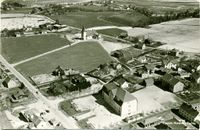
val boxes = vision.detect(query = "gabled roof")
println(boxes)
[162,74,180,86]
[191,72,200,80]
[180,103,199,118]
[104,82,118,92]
[115,87,136,104]
[113,76,126,86]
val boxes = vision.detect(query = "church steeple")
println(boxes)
[81,26,86,40]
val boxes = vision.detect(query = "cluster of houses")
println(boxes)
[87,37,200,129]
[87,61,129,83]
[1,13,67,37]
[31,66,91,96]
[0,62,33,110]
[14,108,62,129]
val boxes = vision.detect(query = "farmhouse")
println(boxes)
[162,57,178,70]
[161,74,184,93]
[179,103,199,122]
[179,92,200,111]
[191,72,200,84]
[2,76,21,88]
[102,82,138,118]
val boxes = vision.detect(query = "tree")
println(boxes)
[55,19,60,24]
[48,83,66,96]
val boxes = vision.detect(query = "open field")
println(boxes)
[50,11,148,28]
[1,34,70,63]
[97,28,127,37]
[115,0,199,13]
[1,13,55,31]
[15,41,112,77]
[7,0,102,6]
[126,18,200,53]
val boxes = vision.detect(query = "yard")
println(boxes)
[97,28,127,37]
[15,41,113,78]
[0,112,13,129]
[1,34,70,63]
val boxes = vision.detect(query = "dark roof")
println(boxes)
[123,74,143,84]
[104,82,118,91]
[103,81,137,106]
[191,72,200,80]
[113,76,126,86]
[114,87,136,104]
[162,74,180,86]
[155,123,170,129]
[179,92,200,105]
[180,103,199,117]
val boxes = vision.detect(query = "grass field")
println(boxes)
[1,34,70,63]
[97,28,127,37]
[103,12,150,27]
[15,41,112,77]
[50,11,149,28]
[49,12,121,28]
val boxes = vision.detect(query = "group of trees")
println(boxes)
[30,5,80,15]
[1,28,24,37]
[1,1,25,11]
[48,74,91,96]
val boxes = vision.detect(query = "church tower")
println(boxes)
[81,26,86,40]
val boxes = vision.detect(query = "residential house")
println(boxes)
[179,92,200,111]
[179,103,199,122]
[10,89,28,103]
[19,111,48,128]
[134,43,146,50]
[162,58,178,70]
[111,47,143,63]
[140,115,163,128]
[167,49,180,57]
[191,72,200,84]
[180,59,200,73]
[137,56,147,63]
[2,76,21,88]
[102,82,138,118]
[144,64,156,74]
[113,76,129,89]
[161,74,184,93]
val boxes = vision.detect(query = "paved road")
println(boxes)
[0,55,80,129]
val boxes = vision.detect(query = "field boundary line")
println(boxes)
[12,41,81,67]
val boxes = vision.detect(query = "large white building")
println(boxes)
[102,82,138,118]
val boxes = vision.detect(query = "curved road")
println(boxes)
[0,55,80,129]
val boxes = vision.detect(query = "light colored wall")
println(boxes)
[121,99,137,118]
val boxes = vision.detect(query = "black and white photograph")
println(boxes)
[0,0,200,129]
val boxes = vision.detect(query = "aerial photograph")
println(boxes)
[0,0,199,129]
